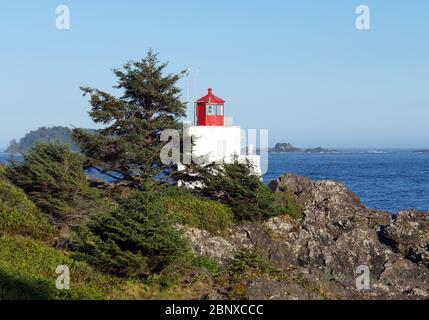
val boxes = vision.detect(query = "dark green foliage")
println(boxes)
[5,143,106,227]
[274,191,303,219]
[225,250,279,299]
[5,126,78,154]
[191,255,221,275]
[160,188,233,234]
[72,185,189,277]
[229,250,275,275]
[177,160,282,222]
[0,171,55,240]
[73,50,187,188]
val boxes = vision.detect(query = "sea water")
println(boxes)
[1,150,428,213]
[264,150,429,213]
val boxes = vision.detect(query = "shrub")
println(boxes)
[0,173,54,240]
[5,143,109,227]
[229,250,273,274]
[160,188,233,234]
[226,250,276,300]
[72,186,190,278]
[0,234,119,300]
[273,191,303,219]
[179,160,282,222]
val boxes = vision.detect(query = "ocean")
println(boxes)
[1,150,428,213]
[264,150,429,213]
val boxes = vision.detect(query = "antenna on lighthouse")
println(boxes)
[184,67,200,124]
[184,68,191,123]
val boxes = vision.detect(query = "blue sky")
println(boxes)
[0,0,428,148]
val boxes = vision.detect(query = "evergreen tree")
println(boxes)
[73,50,187,187]
[5,143,106,227]
[72,184,189,277]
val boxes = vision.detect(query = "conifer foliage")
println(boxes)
[177,160,281,222]
[5,143,103,227]
[73,50,187,188]
[72,183,189,277]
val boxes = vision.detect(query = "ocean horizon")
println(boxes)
[2,148,428,214]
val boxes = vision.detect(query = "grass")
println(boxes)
[0,233,220,300]
[0,234,122,300]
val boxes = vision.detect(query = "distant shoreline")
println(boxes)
[256,143,429,154]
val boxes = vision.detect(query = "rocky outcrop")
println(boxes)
[183,173,429,300]
[270,143,334,153]
[379,210,429,268]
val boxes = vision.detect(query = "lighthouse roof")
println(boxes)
[196,88,225,104]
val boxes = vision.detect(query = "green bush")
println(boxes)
[0,234,119,300]
[72,186,190,278]
[5,143,110,227]
[274,191,303,219]
[0,174,54,240]
[160,189,233,234]
[229,250,273,274]
[179,160,282,223]
[226,250,277,299]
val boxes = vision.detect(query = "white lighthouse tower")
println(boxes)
[185,88,261,175]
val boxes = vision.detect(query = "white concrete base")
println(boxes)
[187,125,242,160]
[180,125,262,177]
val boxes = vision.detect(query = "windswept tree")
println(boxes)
[5,143,106,227]
[73,50,187,188]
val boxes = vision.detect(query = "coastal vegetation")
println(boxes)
[1,51,428,300]
[0,166,55,240]
[160,189,234,234]
[5,143,109,228]
[176,160,286,222]
[0,51,300,300]
[72,49,188,188]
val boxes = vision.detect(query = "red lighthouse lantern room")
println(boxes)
[195,88,225,126]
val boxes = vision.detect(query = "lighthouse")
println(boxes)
[185,88,261,176]
[195,88,225,126]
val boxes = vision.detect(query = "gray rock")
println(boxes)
[182,173,429,299]
[379,210,429,268]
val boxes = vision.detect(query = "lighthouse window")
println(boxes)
[206,104,223,116]
[206,104,216,115]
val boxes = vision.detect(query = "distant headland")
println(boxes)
[4,126,85,154]
[5,129,337,155]
[268,142,335,153]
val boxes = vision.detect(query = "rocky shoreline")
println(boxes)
[183,173,429,300]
